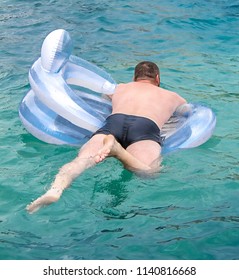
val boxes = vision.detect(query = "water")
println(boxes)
[0,0,239,260]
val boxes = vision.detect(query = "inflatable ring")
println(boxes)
[19,29,216,154]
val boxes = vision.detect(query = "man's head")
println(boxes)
[134,61,160,86]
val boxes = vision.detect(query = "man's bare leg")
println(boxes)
[26,135,106,214]
[126,140,162,173]
[95,135,152,172]
[26,155,97,213]
[26,135,159,213]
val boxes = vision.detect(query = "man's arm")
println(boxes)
[174,103,193,117]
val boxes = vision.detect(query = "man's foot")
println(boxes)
[94,135,121,163]
[26,188,62,214]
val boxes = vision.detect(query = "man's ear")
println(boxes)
[156,74,160,86]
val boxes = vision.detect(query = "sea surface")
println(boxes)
[0,0,239,260]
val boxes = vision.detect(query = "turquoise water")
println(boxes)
[0,0,239,260]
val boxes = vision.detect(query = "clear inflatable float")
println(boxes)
[19,29,216,154]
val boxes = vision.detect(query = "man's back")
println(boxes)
[112,81,186,128]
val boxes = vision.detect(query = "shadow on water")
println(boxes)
[89,167,193,220]
[90,168,134,213]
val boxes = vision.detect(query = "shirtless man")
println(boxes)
[26,61,186,213]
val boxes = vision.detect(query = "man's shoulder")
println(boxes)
[115,82,134,91]
[159,87,183,98]
[116,82,127,89]
[159,87,176,94]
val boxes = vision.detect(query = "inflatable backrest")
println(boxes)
[41,29,73,73]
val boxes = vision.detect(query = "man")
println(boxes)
[26,61,186,213]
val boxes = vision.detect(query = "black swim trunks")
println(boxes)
[93,113,163,149]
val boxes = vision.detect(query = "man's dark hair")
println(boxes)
[134,61,160,81]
